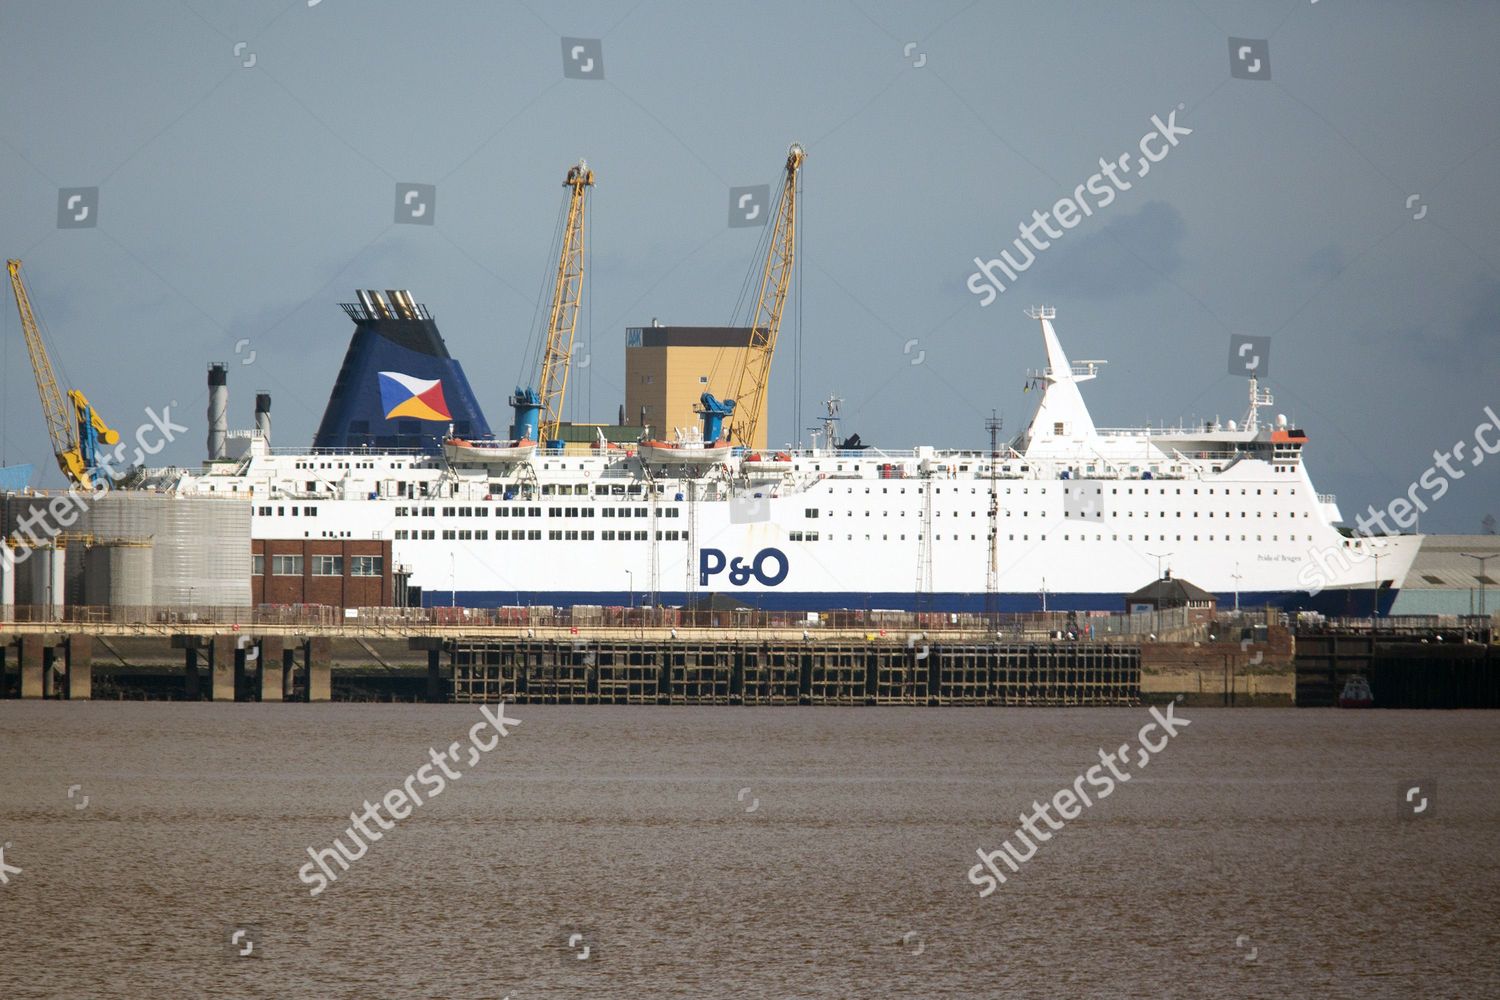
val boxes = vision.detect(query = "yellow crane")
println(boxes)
[719,142,805,449]
[512,160,594,446]
[7,259,120,490]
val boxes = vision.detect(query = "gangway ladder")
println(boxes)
[985,411,1003,621]
[915,476,935,607]
[685,478,698,605]
[648,475,661,606]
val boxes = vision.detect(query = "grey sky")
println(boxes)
[1,0,1496,532]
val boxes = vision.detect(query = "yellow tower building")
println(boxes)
[623,325,768,450]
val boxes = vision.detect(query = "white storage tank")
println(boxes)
[84,540,155,610]
[27,543,66,620]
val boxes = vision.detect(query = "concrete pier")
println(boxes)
[65,635,92,700]
[20,634,45,699]
[305,637,331,702]
[210,635,236,701]
[258,636,283,702]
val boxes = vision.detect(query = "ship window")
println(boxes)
[549,530,562,540]
[442,530,456,540]
[634,530,647,540]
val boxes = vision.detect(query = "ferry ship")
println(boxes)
[147,293,1420,614]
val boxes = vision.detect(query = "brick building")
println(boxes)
[251,538,393,608]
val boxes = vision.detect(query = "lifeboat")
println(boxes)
[637,428,732,464]
[742,450,794,473]
[443,437,536,466]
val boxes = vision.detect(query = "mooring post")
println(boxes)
[65,635,92,700]
[258,636,283,702]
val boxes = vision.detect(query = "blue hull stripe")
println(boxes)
[423,589,1398,616]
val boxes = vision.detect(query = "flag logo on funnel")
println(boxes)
[378,371,452,422]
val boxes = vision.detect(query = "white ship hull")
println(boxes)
[158,311,1421,615]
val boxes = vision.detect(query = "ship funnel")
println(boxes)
[207,363,228,460]
[369,290,394,319]
[356,289,376,316]
[255,391,271,445]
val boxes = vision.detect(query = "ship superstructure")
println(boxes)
[143,299,1420,615]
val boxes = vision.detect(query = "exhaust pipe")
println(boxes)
[255,391,271,446]
[207,363,228,460]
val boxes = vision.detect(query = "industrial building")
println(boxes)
[0,491,251,614]
[1389,534,1500,616]
[624,324,768,450]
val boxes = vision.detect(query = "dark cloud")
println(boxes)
[1033,201,1186,299]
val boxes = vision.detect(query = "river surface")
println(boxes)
[1,704,1497,998]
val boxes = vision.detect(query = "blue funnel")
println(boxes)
[314,295,492,451]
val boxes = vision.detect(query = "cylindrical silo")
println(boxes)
[27,544,66,620]
[0,543,15,616]
[84,540,155,611]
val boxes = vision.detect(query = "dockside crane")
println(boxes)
[7,259,120,491]
[703,142,805,450]
[510,160,594,447]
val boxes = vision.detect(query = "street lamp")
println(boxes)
[626,570,634,610]
[1231,563,1242,615]
[1461,553,1492,618]
[1146,551,1173,580]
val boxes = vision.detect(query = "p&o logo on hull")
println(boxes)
[699,547,789,587]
